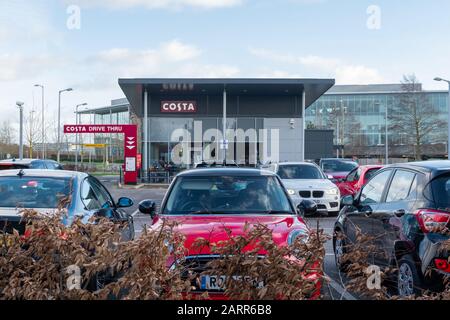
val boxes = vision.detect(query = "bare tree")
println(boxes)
[0,121,15,145]
[390,74,445,160]
[24,110,42,158]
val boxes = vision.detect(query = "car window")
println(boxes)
[277,165,324,180]
[89,178,114,208]
[386,170,417,203]
[80,179,102,210]
[360,170,392,205]
[163,176,293,215]
[30,161,46,169]
[321,160,358,173]
[346,168,358,182]
[365,168,380,182]
[46,161,61,170]
[0,177,72,208]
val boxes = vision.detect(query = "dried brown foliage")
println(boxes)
[337,229,450,300]
[191,223,329,300]
[0,210,188,300]
[0,211,330,300]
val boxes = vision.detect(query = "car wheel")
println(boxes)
[334,232,348,272]
[397,255,423,297]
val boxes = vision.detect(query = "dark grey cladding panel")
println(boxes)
[305,130,334,160]
[238,95,298,116]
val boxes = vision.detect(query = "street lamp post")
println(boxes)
[16,102,24,160]
[34,84,45,159]
[75,103,87,170]
[57,88,73,163]
[434,77,450,160]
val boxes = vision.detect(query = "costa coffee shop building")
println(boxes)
[118,78,335,171]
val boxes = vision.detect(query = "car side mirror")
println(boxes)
[139,200,157,217]
[297,199,318,216]
[327,174,334,180]
[341,195,354,207]
[117,197,134,208]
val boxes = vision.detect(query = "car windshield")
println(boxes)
[163,175,293,215]
[0,177,72,209]
[430,174,450,210]
[278,165,324,180]
[322,160,358,173]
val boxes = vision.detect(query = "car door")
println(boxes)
[89,177,134,240]
[339,168,359,196]
[371,169,418,266]
[343,169,394,261]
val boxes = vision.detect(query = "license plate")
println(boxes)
[200,275,264,291]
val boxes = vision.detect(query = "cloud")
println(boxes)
[68,0,243,10]
[0,54,66,82]
[249,47,385,84]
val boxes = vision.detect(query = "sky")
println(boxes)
[1,0,450,138]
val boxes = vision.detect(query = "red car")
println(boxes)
[138,168,322,300]
[335,165,383,197]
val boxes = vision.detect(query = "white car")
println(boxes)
[264,162,341,216]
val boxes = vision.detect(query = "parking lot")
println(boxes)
[101,175,355,300]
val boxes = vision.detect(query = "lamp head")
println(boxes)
[434,77,443,82]
[16,101,24,107]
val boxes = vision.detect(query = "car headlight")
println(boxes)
[287,229,309,246]
[287,189,296,196]
[326,188,339,195]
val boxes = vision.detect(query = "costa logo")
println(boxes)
[161,101,197,113]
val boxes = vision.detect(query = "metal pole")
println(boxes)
[57,91,61,163]
[19,106,23,160]
[385,102,389,164]
[143,90,148,174]
[301,90,306,161]
[75,106,79,169]
[222,88,227,164]
[448,82,450,160]
[39,86,45,159]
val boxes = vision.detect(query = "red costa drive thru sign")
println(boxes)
[64,125,138,185]
[161,101,197,113]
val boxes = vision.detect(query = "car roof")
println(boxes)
[0,158,57,164]
[0,158,36,165]
[0,169,86,179]
[360,165,384,169]
[178,168,276,177]
[320,158,355,162]
[277,162,318,166]
[387,161,450,175]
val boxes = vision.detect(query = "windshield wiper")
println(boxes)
[189,210,222,215]
[258,210,294,215]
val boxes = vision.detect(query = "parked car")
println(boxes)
[0,169,135,241]
[333,161,450,297]
[264,162,340,216]
[0,158,63,170]
[138,168,321,299]
[319,158,359,182]
[335,165,383,198]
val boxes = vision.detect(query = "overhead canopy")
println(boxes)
[118,78,335,117]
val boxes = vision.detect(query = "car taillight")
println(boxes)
[415,209,450,233]
[434,258,450,273]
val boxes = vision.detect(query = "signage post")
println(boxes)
[64,124,138,185]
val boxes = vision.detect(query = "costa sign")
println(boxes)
[161,101,197,113]
[63,124,138,185]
